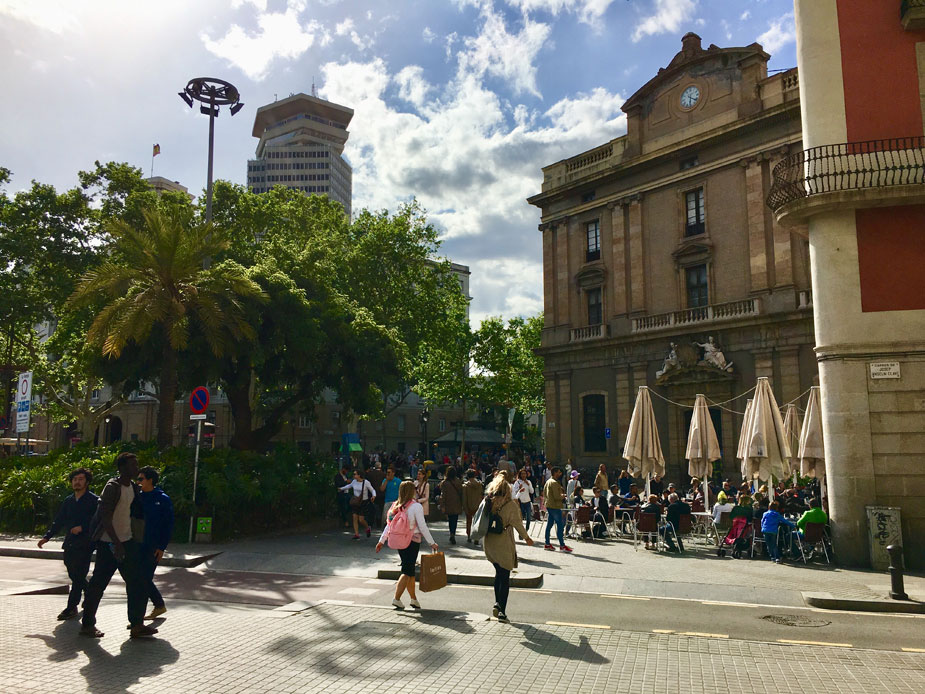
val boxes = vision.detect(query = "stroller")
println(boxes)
[716,516,752,558]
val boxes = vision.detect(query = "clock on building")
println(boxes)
[680,85,700,109]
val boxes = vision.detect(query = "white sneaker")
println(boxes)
[391,598,405,610]
[409,599,421,610]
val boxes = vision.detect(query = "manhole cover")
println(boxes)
[346,621,401,636]
[761,614,831,628]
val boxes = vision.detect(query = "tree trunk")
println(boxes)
[156,337,178,449]
[459,398,467,460]
[226,376,255,450]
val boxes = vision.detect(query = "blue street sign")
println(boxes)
[605,428,611,439]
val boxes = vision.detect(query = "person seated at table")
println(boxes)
[686,477,704,503]
[754,487,770,514]
[571,483,584,508]
[729,493,754,522]
[711,494,735,524]
[720,479,736,499]
[662,493,690,553]
[761,500,796,563]
[649,474,664,497]
[622,484,641,508]
[659,489,671,507]
[640,494,662,550]
[588,487,609,537]
[796,498,828,538]
[781,488,806,516]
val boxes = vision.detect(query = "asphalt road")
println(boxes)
[3,555,923,654]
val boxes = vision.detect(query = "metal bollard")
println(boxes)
[886,545,909,600]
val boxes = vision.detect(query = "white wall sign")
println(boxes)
[869,361,901,379]
[16,371,32,433]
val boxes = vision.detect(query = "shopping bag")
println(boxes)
[419,551,447,592]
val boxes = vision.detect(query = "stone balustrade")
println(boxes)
[631,298,761,333]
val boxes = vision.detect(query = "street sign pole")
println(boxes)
[188,417,203,543]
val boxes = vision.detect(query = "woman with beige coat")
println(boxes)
[482,475,534,622]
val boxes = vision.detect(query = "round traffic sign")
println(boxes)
[189,386,210,414]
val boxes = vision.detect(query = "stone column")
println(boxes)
[615,366,632,444]
[545,377,559,461]
[743,158,769,292]
[541,224,556,328]
[754,350,774,380]
[609,202,628,316]
[555,223,570,327]
[558,373,572,462]
[627,197,645,312]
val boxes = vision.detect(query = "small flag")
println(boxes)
[153,143,161,157]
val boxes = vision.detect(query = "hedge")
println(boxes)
[0,442,339,542]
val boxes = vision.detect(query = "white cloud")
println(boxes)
[457,5,551,97]
[632,0,697,42]
[0,0,80,33]
[335,16,373,51]
[201,1,322,80]
[319,45,626,318]
[740,10,750,21]
[231,0,268,11]
[757,12,795,54]
[422,26,436,43]
[505,0,617,27]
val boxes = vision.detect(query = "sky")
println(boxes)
[0,0,798,326]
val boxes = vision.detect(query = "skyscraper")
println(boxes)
[247,92,353,217]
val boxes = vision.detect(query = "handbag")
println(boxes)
[349,482,368,511]
[419,551,447,592]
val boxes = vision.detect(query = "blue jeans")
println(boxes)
[520,502,532,530]
[546,508,565,546]
[764,531,780,560]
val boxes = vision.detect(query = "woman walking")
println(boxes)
[482,475,534,622]
[594,464,609,494]
[439,467,464,544]
[414,469,430,515]
[376,481,439,609]
[512,469,534,530]
[463,470,484,544]
[339,469,376,540]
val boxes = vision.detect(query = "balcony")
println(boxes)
[902,0,925,30]
[570,324,609,342]
[631,298,761,334]
[767,136,925,225]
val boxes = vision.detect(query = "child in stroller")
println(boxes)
[717,516,752,558]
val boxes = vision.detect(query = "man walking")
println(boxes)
[80,452,156,639]
[379,466,400,527]
[38,467,99,620]
[542,467,572,552]
[138,466,174,620]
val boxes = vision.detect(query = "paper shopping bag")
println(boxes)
[419,551,447,592]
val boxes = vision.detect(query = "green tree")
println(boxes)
[69,207,265,448]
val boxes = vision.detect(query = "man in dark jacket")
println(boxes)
[38,467,99,620]
[79,452,156,639]
[138,466,174,620]
[662,493,691,553]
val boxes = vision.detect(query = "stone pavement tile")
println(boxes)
[2,596,924,694]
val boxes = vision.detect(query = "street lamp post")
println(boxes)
[178,77,244,261]
[420,408,429,460]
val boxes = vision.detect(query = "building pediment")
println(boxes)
[671,238,713,264]
[575,265,606,289]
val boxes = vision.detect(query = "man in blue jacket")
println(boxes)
[137,466,174,620]
[38,467,99,620]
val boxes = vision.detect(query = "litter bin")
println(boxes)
[866,506,902,570]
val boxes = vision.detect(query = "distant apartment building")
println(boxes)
[246,92,353,218]
[145,176,190,197]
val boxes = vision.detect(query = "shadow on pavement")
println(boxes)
[26,621,179,691]
[512,623,609,664]
[398,609,477,635]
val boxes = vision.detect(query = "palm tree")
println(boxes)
[69,208,264,448]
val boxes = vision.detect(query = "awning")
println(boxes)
[347,442,363,452]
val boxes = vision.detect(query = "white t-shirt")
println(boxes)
[101,482,134,543]
[712,501,735,524]
[512,479,534,503]
[340,479,376,499]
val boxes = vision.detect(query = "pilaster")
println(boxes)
[628,197,645,312]
[609,202,628,316]
[555,223,570,326]
[744,158,769,291]
[558,374,572,461]
[541,225,556,327]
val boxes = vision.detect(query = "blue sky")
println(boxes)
[0,0,797,324]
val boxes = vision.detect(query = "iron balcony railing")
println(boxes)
[767,136,925,213]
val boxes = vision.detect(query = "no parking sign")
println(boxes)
[189,386,210,414]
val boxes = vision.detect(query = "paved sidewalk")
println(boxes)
[2,595,924,694]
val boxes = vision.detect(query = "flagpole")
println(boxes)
[150,154,154,178]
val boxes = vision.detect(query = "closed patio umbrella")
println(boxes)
[798,386,825,480]
[686,393,721,511]
[742,377,791,500]
[737,398,756,483]
[781,403,802,483]
[623,386,665,497]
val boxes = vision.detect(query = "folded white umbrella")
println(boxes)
[623,386,666,496]
[799,386,825,479]
[686,393,721,510]
[737,398,756,482]
[781,403,802,480]
[742,377,791,499]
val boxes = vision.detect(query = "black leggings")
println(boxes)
[448,514,459,537]
[493,563,511,612]
[397,541,421,577]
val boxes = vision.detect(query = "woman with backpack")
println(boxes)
[376,480,438,610]
[482,475,534,623]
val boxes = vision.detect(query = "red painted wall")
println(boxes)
[856,205,925,312]
[837,0,925,141]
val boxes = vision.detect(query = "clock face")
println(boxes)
[680,85,700,109]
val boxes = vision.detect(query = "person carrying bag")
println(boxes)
[376,480,438,610]
[481,475,534,623]
[340,470,376,540]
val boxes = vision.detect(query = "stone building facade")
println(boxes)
[773,1,925,567]
[528,34,817,483]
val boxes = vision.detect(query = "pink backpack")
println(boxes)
[387,501,414,550]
